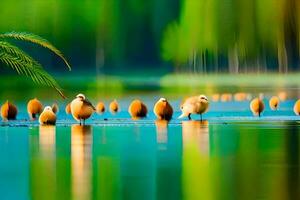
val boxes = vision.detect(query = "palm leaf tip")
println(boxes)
[0,42,66,98]
[0,32,71,71]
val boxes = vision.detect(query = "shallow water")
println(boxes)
[0,99,299,200]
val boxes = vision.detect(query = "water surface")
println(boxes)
[0,99,299,200]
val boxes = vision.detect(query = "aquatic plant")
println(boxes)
[0,32,71,98]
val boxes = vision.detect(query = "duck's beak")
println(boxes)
[178,112,187,119]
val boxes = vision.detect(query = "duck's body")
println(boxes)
[294,99,300,115]
[96,101,106,114]
[109,100,119,114]
[250,98,265,117]
[128,99,147,119]
[71,94,96,124]
[153,98,173,120]
[27,98,43,120]
[1,101,18,120]
[269,96,280,110]
[39,106,56,125]
[179,95,209,121]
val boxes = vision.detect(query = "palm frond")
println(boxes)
[0,43,66,98]
[0,32,71,71]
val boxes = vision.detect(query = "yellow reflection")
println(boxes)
[182,120,209,154]
[30,125,56,200]
[155,120,169,150]
[71,125,92,200]
[39,125,56,156]
[182,120,214,200]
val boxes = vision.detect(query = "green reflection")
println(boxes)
[182,121,214,200]
[29,126,56,200]
[23,121,300,200]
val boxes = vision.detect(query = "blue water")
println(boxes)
[0,98,299,200]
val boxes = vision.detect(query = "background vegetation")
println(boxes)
[0,0,299,76]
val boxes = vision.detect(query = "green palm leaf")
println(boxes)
[0,32,71,71]
[0,42,66,98]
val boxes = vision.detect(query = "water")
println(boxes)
[0,99,299,200]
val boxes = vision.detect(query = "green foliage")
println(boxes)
[161,0,298,72]
[0,32,71,98]
[0,32,71,71]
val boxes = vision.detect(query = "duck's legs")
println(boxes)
[200,114,202,122]
[188,114,191,120]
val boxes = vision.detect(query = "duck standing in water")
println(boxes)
[128,99,148,119]
[178,95,209,121]
[39,106,57,125]
[250,98,265,117]
[65,103,71,114]
[269,96,280,110]
[96,101,106,114]
[71,94,96,125]
[27,98,43,120]
[109,99,119,114]
[1,101,18,121]
[52,103,59,114]
[153,98,173,121]
[294,99,300,115]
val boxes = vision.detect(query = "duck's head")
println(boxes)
[199,95,208,102]
[44,106,52,111]
[76,93,86,100]
[159,97,167,103]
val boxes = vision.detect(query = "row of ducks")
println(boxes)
[1,94,300,125]
[210,91,288,102]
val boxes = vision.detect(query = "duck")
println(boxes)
[250,98,264,117]
[269,96,280,110]
[294,99,300,115]
[27,98,43,120]
[178,95,209,121]
[52,103,59,114]
[65,103,71,114]
[153,98,173,120]
[96,101,106,114]
[211,94,220,102]
[278,91,287,101]
[71,94,96,124]
[220,93,232,102]
[234,92,248,102]
[1,101,18,120]
[109,99,119,114]
[128,99,147,119]
[39,106,57,125]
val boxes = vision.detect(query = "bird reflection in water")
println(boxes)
[155,120,169,150]
[181,120,213,199]
[182,120,209,154]
[71,125,92,200]
[39,125,56,156]
[30,125,57,199]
